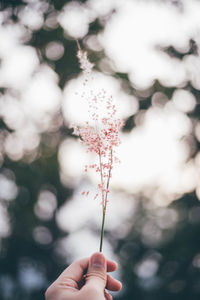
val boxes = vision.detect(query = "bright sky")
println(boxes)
[1,0,200,260]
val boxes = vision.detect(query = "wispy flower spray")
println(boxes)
[72,41,124,252]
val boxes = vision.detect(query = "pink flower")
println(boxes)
[73,45,124,210]
[77,50,94,75]
[72,42,124,252]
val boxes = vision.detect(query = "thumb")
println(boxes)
[85,252,107,291]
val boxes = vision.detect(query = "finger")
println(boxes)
[85,252,107,290]
[105,289,113,300]
[106,260,118,273]
[57,255,118,289]
[106,274,122,291]
[58,258,89,284]
[59,257,117,280]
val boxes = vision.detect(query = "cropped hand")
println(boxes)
[45,252,122,300]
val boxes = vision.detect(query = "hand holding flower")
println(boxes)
[45,252,122,300]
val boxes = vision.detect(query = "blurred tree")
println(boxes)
[116,192,200,300]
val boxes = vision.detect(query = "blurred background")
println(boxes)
[1,0,200,299]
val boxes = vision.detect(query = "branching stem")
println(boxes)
[99,147,113,252]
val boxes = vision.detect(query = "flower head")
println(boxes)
[73,43,124,208]
[77,50,94,75]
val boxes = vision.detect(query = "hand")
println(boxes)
[45,252,122,300]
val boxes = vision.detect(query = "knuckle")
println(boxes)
[58,277,78,290]
[86,271,106,282]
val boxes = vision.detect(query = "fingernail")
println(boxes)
[91,253,105,268]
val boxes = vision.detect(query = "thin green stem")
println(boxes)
[99,147,113,252]
[98,149,105,206]
[76,39,81,51]
[104,148,113,206]
[98,148,105,252]
[99,208,106,252]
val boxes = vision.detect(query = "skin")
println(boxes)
[45,252,122,300]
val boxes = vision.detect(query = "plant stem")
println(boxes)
[76,39,81,51]
[99,207,106,252]
[98,149,105,207]
[99,147,113,252]
[104,148,113,205]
